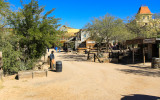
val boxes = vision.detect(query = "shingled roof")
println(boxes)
[138,6,152,14]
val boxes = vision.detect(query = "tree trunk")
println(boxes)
[106,38,109,53]
[97,43,100,56]
[105,43,107,53]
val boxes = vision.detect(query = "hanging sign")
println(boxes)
[87,41,95,44]
[143,38,155,44]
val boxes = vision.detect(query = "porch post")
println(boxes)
[143,44,145,65]
[132,44,134,64]
[158,43,160,58]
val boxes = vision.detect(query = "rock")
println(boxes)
[41,65,48,70]
[33,66,39,71]
[38,62,43,65]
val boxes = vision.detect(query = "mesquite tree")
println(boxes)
[8,0,62,60]
[85,14,129,54]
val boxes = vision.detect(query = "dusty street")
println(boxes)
[0,52,160,100]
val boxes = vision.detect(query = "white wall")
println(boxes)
[81,31,90,42]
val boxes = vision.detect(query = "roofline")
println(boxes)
[137,13,153,15]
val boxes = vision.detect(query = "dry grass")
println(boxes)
[0,80,4,89]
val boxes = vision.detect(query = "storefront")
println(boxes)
[126,38,160,64]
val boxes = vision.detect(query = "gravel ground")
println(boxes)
[0,51,160,100]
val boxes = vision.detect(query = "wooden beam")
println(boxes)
[94,53,96,62]
[158,43,160,58]
[87,51,90,60]
[143,44,145,65]
[132,44,134,64]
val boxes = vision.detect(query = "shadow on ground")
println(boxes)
[129,66,153,70]
[121,94,160,100]
[117,68,160,77]
[58,54,87,62]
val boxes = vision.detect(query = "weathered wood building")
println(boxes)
[126,38,160,63]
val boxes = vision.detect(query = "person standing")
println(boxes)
[55,47,58,52]
[50,51,55,69]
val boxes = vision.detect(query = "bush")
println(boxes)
[0,33,21,74]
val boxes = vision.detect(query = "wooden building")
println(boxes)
[77,38,96,53]
[126,38,160,64]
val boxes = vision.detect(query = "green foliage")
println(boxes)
[0,0,62,74]
[0,0,10,28]
[85,14,130,47]
[153,13,160,19]
[68,42,74,50]
[8,0,61,60]
[0,0,22,74]
[85,14,131,53]
[0,33,21,74]
[152,13,160,38]
[126,15,158,38]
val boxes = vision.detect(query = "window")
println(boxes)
[147,16,149,19]
[84,34,86,38]
[143,16,145,19]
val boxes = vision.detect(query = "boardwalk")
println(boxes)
[0,52,160,100]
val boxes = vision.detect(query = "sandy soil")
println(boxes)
[0,51,160,100]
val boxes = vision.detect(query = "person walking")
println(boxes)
[50,51,55,69]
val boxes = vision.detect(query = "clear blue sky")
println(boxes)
[7,0,160,29]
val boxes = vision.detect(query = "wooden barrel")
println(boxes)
[151,58,160,68]
[56,61,62,72]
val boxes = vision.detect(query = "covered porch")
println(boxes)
[126,38,160,64]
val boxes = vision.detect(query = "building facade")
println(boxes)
[59,25,80,44]
[136,6,160,28]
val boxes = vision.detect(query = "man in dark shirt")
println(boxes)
[50,51,55,69]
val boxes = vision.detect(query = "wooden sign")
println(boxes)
[87,41,95,44]
[143,38,155,44]
[156,38,160,41]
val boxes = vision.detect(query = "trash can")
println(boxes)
[151,58,160,68]
[56,61,62,72]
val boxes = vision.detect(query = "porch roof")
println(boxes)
[126,38,160,45]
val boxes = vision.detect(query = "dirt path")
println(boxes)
[0,52,160,100]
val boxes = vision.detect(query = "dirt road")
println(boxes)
[0,52,160,100]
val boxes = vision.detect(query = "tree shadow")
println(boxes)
[129,66,151,70]
[58,54,87,62]
[121,94,160,100]
[117,68,160,77]
[48,69,56,72]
